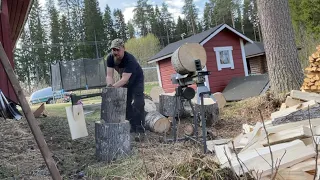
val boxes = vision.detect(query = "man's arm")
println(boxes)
[113,72,132,88]
[106,67,114,85]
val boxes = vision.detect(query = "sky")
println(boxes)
[39,0,207,23]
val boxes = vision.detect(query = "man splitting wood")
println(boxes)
[105,38,146,134]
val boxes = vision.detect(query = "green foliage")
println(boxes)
[124,34,161,66]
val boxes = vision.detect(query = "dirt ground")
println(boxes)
[0,92,283,179]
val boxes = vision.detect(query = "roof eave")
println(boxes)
[13,0,34,49]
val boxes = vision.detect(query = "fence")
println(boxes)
[50,58,159,92]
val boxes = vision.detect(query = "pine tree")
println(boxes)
[83,0,104,58]
[133,0,152,36]
[103,5,117,47]
[29,0,49,84]
[182,0,198,35]
[47,0,61,63]
[60,15,73,61]
[113,9,127,41]
[127,21,135,39]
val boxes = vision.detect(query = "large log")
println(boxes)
[95,120,131,162]
[195,99,219,126]
[100,87,127,123]
[145,111,170,133]
[159,93,189,117]
[171,43,207,75]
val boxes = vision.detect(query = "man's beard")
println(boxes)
[114,55,121,65]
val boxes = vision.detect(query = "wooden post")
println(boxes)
[96,87,131,162]
[0,43,62,179]
[100,87,127,123]
[195,100,220,126]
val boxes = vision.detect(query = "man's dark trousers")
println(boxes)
[126,82,145,133]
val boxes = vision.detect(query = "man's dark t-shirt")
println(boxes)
[106,51,144,88]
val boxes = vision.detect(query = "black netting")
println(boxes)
[60,59,87,91]
[50,58,108,91]
[50,63,62,91]
[83,58,107,88]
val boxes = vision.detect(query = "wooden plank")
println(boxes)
[214,144,233,165]
[223,140,316,177]
[266,118,320,134]
[285,96,302,107]
[0,43,62,179]
[261,126,310,146]
[290,90,320,102]
[271,100,317,120]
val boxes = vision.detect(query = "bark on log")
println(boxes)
[195,102,219,126]
[272,103,320,125]
[145,111,170,133]
[159,94,188,117]
[101,87,127,123]
[95,120,131,162]
[256,0,304,93]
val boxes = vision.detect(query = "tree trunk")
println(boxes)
[256,0,304,93]
[145,111,170,133]
[195,101,219,126]
[100,87,127,123]
[95,120,131,162]
[159,93,188,117]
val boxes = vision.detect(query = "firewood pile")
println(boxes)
[301,45,320,92]
[208,90,320,179]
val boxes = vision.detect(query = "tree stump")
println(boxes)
[195,99,219,126]
[159,93,188,117]
[100,87,127,123]
[96,87,131,162]
[95,121,131,162]
[145,111,170,133]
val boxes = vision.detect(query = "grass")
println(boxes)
[2,87,283,179]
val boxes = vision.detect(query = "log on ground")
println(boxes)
[95,120,131,162]
[145,111,170,133]
[100,87,127,123]
[195,101,219,126]
[159,93,189,117]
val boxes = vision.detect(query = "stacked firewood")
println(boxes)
[301,46,320,92]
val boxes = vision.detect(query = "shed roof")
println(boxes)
[244,41,265,58]
[148,23,254,63]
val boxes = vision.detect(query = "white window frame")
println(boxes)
[213,46,235,71]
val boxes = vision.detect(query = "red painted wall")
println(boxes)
[0,0,18,104]
[204,29,245,93]
[158,28,245,94]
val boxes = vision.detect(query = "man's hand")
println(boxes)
[113,73,132,88]
[107,84,113,87]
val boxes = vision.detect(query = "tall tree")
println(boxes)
[160,2,174,45]
[257,0,303,93]
[113,9,127,41]
[83,0,104,58]
[127,21,135,39]
[47,0,61,62]
[133,0,152,36]
[182,0,198,35]
[103,5,117,46]
[60,15,73,61]
[29,0,49,84]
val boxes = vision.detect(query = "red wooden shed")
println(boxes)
[0,0,33,104]
[148,23,254,93]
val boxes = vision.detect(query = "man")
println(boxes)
[105,38,145,133]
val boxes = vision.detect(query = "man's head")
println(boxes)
[110,38,125,65]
